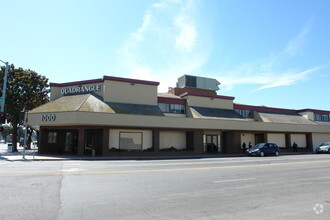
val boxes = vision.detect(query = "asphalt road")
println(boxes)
[0,154,330,220]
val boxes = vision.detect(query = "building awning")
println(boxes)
[189,106,244,119]
[256,111,317,125]
[106,102,164,116]
[29,94,164,116]
[29,94,113,113]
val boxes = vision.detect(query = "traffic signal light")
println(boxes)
[0,112,6,124]
[20,112,25,121]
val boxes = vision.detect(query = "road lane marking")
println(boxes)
[214,178,255,184]
[61,168,83,172]
[0,159,329,177]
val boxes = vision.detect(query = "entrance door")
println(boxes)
[206,135,219,153]
[64,131,78,154]
[255,133,265,144]
[84,129,103,156]
[85,132,94,156]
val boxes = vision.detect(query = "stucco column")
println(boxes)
[193,130,203,154]
[306,133,313,151]
[77,128,85,156]
[285,133,291,150]
[153,129,160,152]
[103,128,110,156]
[38,128,46,154]
[225,131,242,154]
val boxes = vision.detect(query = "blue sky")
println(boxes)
[1,0,329,110]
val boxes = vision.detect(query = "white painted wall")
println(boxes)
[312,133,330,150]
[241,133,255,148]
[290,134,306,148]
[298,111,314,121]
[267,133,286,148]
[185,96,233,109]
[160,131,186,150]
[104,80,157,105]
[109,129,152,150]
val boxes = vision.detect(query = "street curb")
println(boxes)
[1,152,315,162]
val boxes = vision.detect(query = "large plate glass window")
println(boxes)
[235,109,253,118]
[315,113,330,122]
[48,131,57,144]
[119,132,143,151]
[158,103,185,114]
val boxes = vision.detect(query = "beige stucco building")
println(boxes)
[27,75,330,156]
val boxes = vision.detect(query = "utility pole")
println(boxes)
[0,59,9,112]
[22,111,28,160]
[0,59,9,146]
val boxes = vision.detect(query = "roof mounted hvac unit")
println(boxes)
[177,75,220,91]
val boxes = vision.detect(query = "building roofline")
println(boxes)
[234,104,330,114]
[234,103,297,114]
[180,91,235,100]
[297,109,330,114]
[50,75,160,87]
[158,97,187,105]
[50,78,103,87]
[103,76,159,86]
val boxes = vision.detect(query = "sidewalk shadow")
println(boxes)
[0,150,34,162]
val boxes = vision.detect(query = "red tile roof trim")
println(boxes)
[234,104,297,114]
[180,91,235,100]
[50,78,103,87]
[234,104,330,114]
[50,75,159,87]
[298,109,330,114]
[103,76,159,86]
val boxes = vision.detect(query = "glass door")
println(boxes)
[85,132,94,156]
[206,135,219,153]
[65,131,78,154]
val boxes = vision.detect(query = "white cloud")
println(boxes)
[174,0,196,53]
[118,0,209,92]
[118,3,324,95]
[218,19,325,92]
[255,66,323,90]
[284,19,312,56]
[132,13,152,42]
[175,18,196,53]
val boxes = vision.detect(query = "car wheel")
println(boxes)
[274,151,279,156]
[260,151,265,157]
[328,149,330,154]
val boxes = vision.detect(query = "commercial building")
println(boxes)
[27,75,330,156]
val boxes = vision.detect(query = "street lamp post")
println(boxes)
[0,59,9,112]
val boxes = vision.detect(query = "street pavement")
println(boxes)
[1,149,330,219]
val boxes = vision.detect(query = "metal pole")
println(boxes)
[33,138,35,160]
[0,59,9,112]
[22,111,28,160]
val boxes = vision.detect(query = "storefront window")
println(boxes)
[315,113,330,121]
[48,132,57,143]
[235,109,253,118]
[158,103,185,114]
[119,132,143,151]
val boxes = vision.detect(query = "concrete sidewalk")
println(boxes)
[0,143,315,162]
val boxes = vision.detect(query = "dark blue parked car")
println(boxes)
[246,143,280,157]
